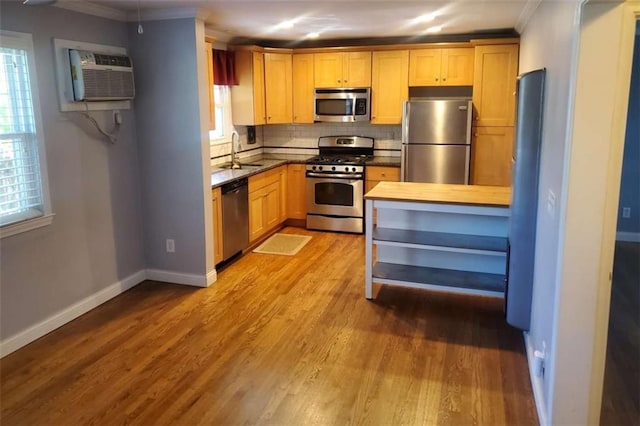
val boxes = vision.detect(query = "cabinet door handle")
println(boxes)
[344,80,348,83]
[442,77,447,81]
[435,77,439,81]
[337,79,341,83]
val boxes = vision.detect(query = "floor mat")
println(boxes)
[252,233,312,256]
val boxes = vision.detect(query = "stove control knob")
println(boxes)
[332,166,336,171]
[319,166,323,171]
[345,166,349,172]
[352,167,357,172]
[312,166,316,171]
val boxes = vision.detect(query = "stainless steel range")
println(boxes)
[306,136,374,233]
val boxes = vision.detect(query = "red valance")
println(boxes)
[213,49,237,86]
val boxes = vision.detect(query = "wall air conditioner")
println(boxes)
[69,49,135,101]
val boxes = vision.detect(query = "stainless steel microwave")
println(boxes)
[314,87,371,123]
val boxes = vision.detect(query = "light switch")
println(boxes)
[547,190,556,217]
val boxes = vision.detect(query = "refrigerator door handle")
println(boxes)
[401,101,410,144]
[400,144,407,182]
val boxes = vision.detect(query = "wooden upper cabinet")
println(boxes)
[292,54,314,124]
[344,52,372,87]
[371,50,409,124]
[409,49,441,86]
[409,48,474,86]
[441,48,474,86]
[264,52,293,124]
[471,126,514,186]
[314,51,371,88]
[231,50,266,125]
[472,44,519,127]
[205,41,216,130]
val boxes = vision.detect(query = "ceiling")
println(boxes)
[54,0,538,44]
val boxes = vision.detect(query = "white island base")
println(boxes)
[364,182,511,300]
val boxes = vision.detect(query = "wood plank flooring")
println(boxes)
[600,241,640,426]
[1,227,537,425]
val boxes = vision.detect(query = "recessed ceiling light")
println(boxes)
[415,13,437,24]
[426,26,443,33]
[306,32,320,39]
[277,19,296,29]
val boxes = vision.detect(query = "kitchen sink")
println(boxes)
[218,163,263,170]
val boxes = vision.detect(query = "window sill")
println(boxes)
[0,213,55,239]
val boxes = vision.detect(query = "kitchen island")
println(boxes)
[364,182,511,300]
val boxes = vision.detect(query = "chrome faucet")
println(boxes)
[230,130,241,169]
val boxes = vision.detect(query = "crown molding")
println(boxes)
[54,0,128,22]
[515,0,542,33]
[127,7,210,22]
[205,28,233,43]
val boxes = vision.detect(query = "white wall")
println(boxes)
[552,3,636,424]
[521,1,638,424]
[0,4,145,344]
[517,2,582,423]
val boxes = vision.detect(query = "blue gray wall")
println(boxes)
[128,19,211,277]
[0,3,145,339]
[617,22,640,235]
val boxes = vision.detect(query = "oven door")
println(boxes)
[306,174,364,217]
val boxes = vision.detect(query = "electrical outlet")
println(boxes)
[166,239,175,253]
[547,190,556,217]
[622,207,631,218]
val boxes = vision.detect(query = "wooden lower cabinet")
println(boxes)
[249,183,281,242]
[365,166,400,192]
[212,187,223,265]
[287,164,306,219]
[471,126,514,186]
[248,166,286,242]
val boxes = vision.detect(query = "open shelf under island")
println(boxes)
[364,182,512,300]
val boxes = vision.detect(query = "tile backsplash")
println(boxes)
[262,123,402,157]
[209,125,264,167]
[210,122,402,168]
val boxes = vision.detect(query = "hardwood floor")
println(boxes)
[1,227,537,425]
[600,241,640,426]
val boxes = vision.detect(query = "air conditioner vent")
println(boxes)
[69,49,135,102]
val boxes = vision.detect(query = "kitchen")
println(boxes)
[1,2,637,425]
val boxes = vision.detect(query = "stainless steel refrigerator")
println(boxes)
[506,68,546,331]
[401,99,472,184]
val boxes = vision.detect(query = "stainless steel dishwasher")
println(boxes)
[221,178,249,261]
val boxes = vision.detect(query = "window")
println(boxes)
[0,30,52,238]
[209,85,234,142]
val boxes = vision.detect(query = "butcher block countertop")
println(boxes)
[364,182,511,207]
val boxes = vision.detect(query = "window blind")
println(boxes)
[0,46,44,225]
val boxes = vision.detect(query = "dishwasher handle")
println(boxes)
[221,177,248,195]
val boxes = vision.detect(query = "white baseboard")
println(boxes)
[524,332,548,426]
[0,266,220,358]
[616,231,640,242]
[0,270,146,358]
[207,269,217,286]
[146,268,216,288]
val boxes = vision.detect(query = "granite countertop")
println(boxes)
[211,154,400,188]
[365,156,401,167]
[210,154,314,188]
[365,181,511,207]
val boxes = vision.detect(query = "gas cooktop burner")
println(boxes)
[307,155,372,165]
